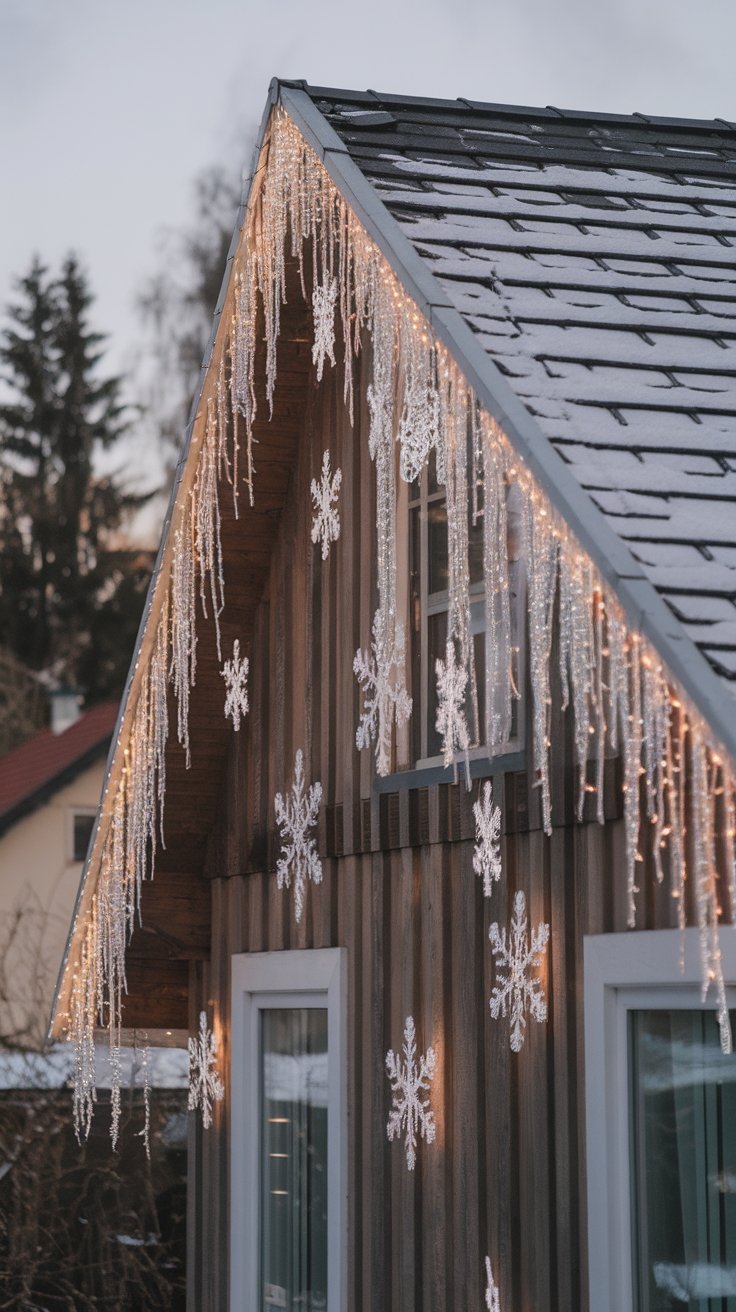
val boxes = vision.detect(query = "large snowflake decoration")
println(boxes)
[485,1257,501,1312]
[489,890,550,1053]
[435,639,471,785]
[274,749,323,923]
[221,638,249,731]
[354,609,412,777]
[385,1015,436,1170]
[310,449,342,561]
[473,781,502,897]
[312,276,338,381]
[188,1011,225,1129]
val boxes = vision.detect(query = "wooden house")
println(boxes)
[51,82,736,1312]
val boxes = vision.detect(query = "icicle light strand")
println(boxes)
[68,101,736,1133]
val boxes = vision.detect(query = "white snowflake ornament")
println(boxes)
[188,1011,225,1129]
[312,277,338,381]
[221,639,249,731]
[354,609,412,777]
[473,781,502,897]
[489,890,550,1053]
[435,639,470,786]
[274,749,323,923]
[485,1257,501,1312]
[385,1015,436,1170]
[310,449,342,561]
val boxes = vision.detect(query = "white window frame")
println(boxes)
[584,926,736,1312]
[230,948,347,1312]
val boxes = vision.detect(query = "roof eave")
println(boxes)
[47,85,281,1043]
[279,80,736,764]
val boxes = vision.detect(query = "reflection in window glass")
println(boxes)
[427,610,448,759]
[427,499,448,596]
[260,1009,328,1312]
[629,1009,736,1310]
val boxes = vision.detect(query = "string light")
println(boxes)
[67,103,736,1133]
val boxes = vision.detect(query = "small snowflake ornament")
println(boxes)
[310,449,342,561]
[489,890,550,1053]
[274,750,323,923]
[188,1011,225,1129]
[473,781,502,897]
[435,639,471,786]
[221,639,249,731]
[385,1015,436,1170]
[312,277,338,381]
[485,1257,501,1312]
[354,609,412,777]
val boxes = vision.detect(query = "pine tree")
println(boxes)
[0,257,153,704]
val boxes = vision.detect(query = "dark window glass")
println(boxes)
[73,813,95,862]
[427,446,439,496]
[427,499,448,596]
[260,1008,328,1312]
[629,1008,736,1311]
[468,506,484,588]
[427,610,448,759]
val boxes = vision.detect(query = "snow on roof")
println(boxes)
[307,90,736,695]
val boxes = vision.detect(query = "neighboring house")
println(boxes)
[52,83,736,1312]
[0,697,118,1048]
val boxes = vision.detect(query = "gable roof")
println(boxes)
[50,80,736,1045]
[279,81,736,756]
[0,703,118,838]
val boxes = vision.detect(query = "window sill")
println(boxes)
[373,746,525,793]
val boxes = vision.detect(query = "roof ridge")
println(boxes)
[279,79,736,135]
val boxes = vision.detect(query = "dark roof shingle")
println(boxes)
[0,703,118,834]
[303,87,736,694]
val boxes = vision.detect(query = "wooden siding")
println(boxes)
[161,295,727,1311]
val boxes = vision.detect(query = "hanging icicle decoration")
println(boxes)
[481,415,513,754]
[66,96,736,1125]
[692,728,732,1054]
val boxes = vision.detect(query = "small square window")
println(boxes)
[408,447,525,770]
[72,813,95,863]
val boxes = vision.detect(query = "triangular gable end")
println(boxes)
[50,82,736,1137]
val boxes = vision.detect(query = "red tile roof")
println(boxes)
[0,702,119,825]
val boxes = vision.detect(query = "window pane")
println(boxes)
[427,610,448,758]
[630,1008,736,1311]
[73,813,95,862]
[409,506,422,764]
[427,446,439,496]
[468,505,484,588]
[428,499,448,596]
[260,1009,328,1312]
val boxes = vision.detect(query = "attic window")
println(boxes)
[407,448,524,771]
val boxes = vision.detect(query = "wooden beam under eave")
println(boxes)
[120,957,190,1030]
[129,868,211,959]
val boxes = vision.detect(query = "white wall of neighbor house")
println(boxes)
[0,759,106,1047]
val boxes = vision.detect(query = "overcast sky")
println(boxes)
[1,0,734,436]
